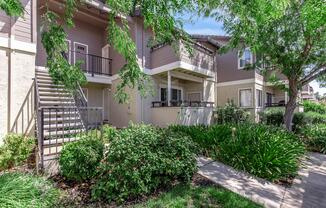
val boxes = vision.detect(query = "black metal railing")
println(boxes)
[38,107,103,166]
[152,100,214,108]
[70,51,112,77]
[265,102,286,107]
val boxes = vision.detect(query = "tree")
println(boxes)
[200,0,326,130]
[1,0,194,103]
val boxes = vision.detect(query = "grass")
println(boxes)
[134,184,262,208]
[0,172,60,208]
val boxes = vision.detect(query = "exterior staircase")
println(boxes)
[35,68,90,165]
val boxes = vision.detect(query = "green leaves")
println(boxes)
[0,0,24,16]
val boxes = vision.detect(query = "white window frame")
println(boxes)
[238,48,253,69]
[238,88,253,108]
[256,89,263,108]
[66,40,71,64]
[159,84,184,101]
[73,42,89,71]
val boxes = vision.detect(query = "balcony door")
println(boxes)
[74,42,88,73]
[160,88,182,106]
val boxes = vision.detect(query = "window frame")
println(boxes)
[238,48,253,69]
[238,88,253,108]
[256,89,263,108]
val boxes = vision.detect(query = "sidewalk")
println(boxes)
[197,152,326,208]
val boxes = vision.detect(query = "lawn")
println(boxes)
[135,183,262,208]
[0,172,60,208]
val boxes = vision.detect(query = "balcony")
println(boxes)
[152,100,214,108]
[65,51,112,77]
[150,41,215,77]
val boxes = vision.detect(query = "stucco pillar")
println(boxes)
[167,71,171,106]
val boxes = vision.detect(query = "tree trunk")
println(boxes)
[284,79,298,131]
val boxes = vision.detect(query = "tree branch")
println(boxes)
[300,66,326,86]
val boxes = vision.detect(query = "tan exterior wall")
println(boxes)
[151,107,214,127]
[109,78,141,127]
[0,0,36,141]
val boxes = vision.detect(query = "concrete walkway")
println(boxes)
[197,152,326,208]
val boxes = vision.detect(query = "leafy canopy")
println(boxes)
[200,0,326,89]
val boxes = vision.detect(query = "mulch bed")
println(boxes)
[50,173,215,207]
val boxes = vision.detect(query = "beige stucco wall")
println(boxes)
[217,83,255,107]
[109,78,141,128]
[0,48,36,141]
[151,107,214,127]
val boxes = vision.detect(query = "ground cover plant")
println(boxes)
[303,101,326,114]
[171,123,305,181]
[59,136,104,181]
[0,134,35,171]
[134,176,262,208]
[91,124,197,203]
[298,124,326,154]
[0,172,60,208]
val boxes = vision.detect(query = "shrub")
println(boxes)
[172,123,305,181]
[92,124,197,203]
[0,134,35,170]
[0,172,60,208]
[299,124,326,153]
[59,136,104,181]
[215,100,251,124]
[303,100,326,114]
[101,124,118,143]
[215,123,305,181]
[259,107,284,126]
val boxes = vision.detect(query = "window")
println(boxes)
[160,88,182,101]
[256,89,263,107]
[266,93,273,106]
[239,89,252,107]
[238,48,252,69]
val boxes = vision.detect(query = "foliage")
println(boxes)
[260,108,326,131]
[0,134,35,171]
[303,100,326,114]
[215,100,251,124]
[92,124,197,203]
[135,184,262,208]
[101,124,118,143]
[0,172,60,208]
[0,0,23,16]
[298,124,326,153]
[199,0,326,130]
[59,137,104,181]
[171,123,305,181]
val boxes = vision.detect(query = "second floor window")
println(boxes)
[256,89,263,107]
[238,48,253,69]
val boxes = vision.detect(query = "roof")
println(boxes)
[191,35,231,47]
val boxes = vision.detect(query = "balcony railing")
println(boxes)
[65,51,112,77]
[152,100,214,108]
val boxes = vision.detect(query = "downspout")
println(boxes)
[7,16,15,133]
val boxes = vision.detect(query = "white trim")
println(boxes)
[86,74,112,84]
[217,78,255,87]
[145,61,215,78]
[66,40,72,64]
[74,41,89,71]
[170,71,203,83]
[238,87,253,108]
[238,48,253,70]
[0,37,36,53]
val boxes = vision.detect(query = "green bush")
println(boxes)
[101,124,118,143]
[59,137,104,181]
[92,124,197,203]
[299,124,326,153]
[172,123,305,181]
[215,123,305,181]
[215,100,251,124]
[303,100,326,114]
[259,107,284,126]
[0,134,35,171]
[0,172,60,208]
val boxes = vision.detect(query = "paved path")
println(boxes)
[197,152,326,208]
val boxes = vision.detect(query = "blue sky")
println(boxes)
[182,17,326,95]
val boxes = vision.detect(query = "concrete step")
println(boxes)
[43,117,82,124]
[43,137,79,147]
[39,101,76,107]
[40,96,74,102]
[43,122,83,130]
[38,87,68,93]
[43,129,84,137]
[39,91,71,97]
[38,83,65,88]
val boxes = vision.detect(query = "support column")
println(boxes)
[285,91,288,104]
[167,71,171,106]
